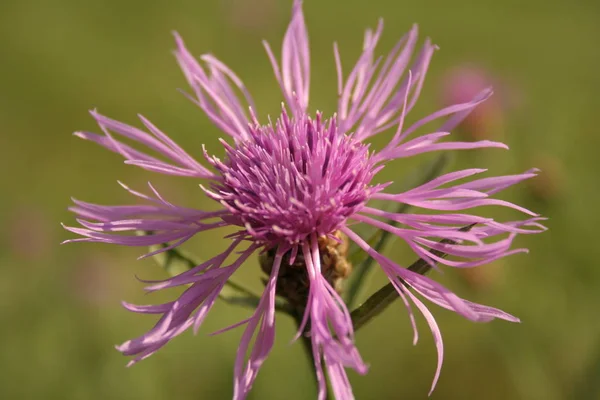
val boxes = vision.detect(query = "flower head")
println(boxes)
[204,109,380,246]
[64,1,545,398]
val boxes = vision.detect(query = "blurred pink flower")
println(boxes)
[457,259,506,291]
[527,154,565,201]
[223,0,280,32]
[7,207,54,262]
[441,64,515,139]
[70,253,122,305]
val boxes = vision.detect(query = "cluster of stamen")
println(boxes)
[204,109,379,246]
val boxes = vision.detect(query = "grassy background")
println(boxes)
[1,0,599,398]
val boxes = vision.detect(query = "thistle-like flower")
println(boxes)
[64,1,545,399]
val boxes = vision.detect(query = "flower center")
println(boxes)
[206,111,377,245]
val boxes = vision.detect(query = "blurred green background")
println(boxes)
[1,0,599,398]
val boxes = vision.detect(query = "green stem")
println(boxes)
[345,153,450,308]
[293,310,333,399]
[293,311,318,395]
[350,224,475,331]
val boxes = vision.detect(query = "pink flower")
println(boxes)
[64,1,545,398]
